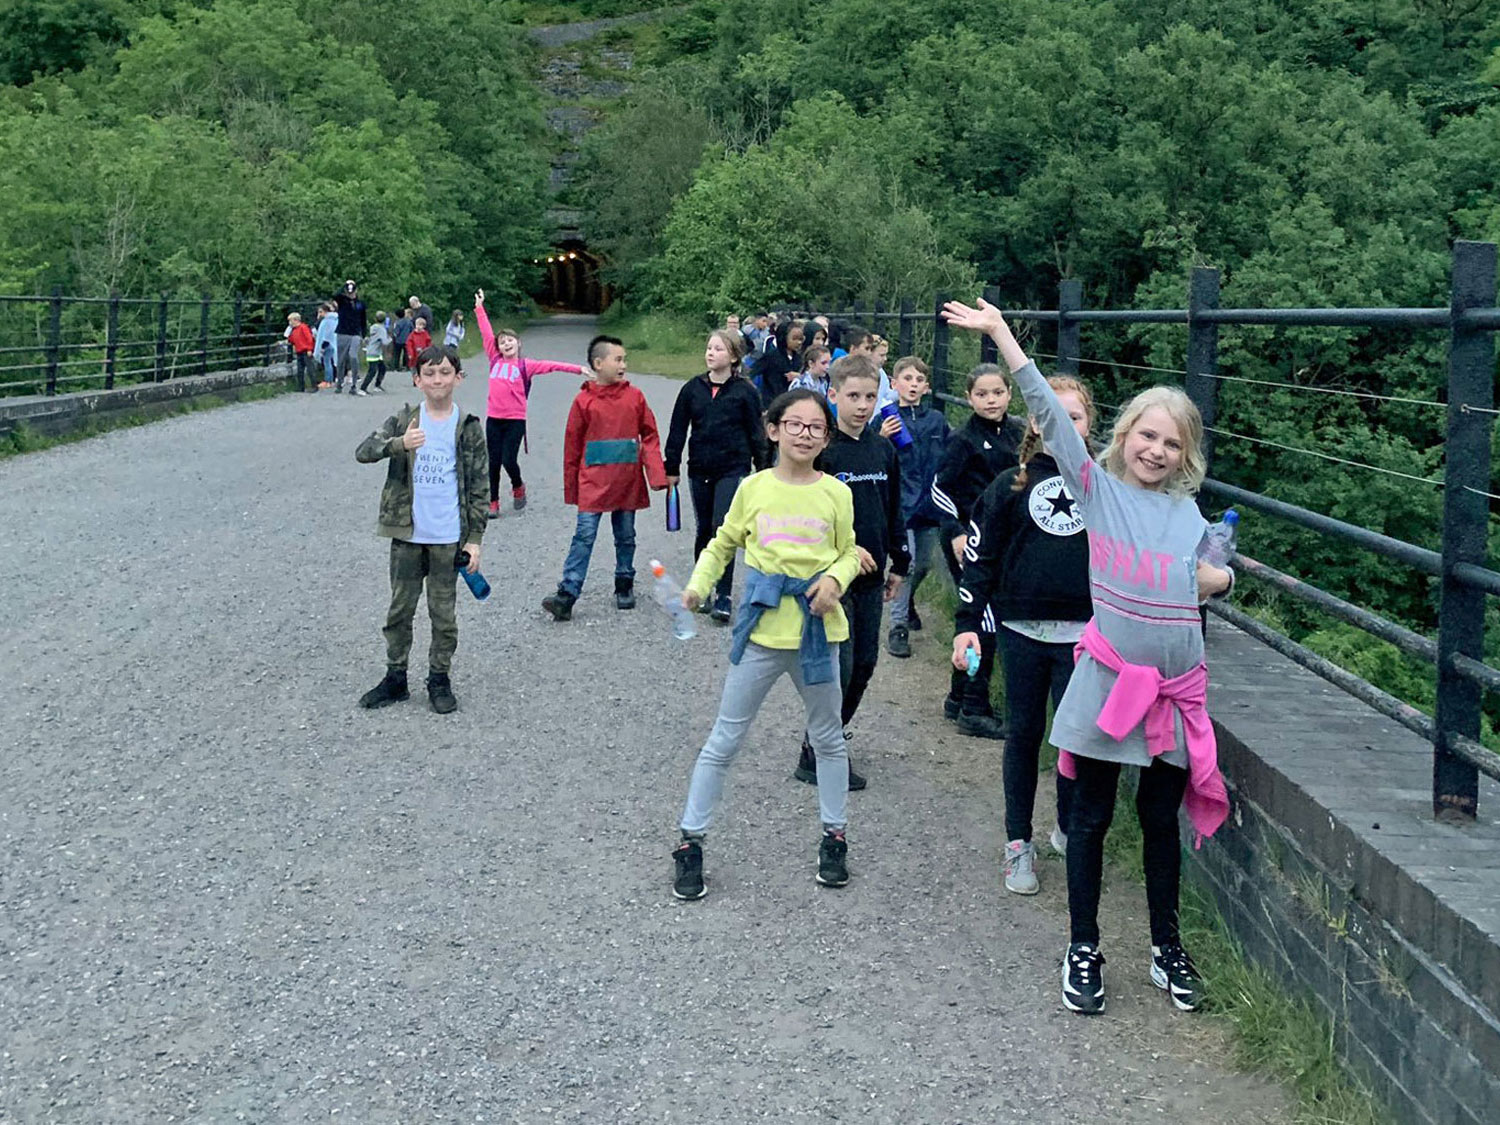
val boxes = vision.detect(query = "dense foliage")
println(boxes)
[576,0,1500,733]
[0,0,551,308]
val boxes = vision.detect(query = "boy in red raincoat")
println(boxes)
[543,334,668,621]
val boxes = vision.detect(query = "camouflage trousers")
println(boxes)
[383,539,460,674]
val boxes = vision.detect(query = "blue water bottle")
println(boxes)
[666,483,681,532]
[454,551,491,602]
[878,401,914,449]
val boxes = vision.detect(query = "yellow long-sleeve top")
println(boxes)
[685,469,862,648]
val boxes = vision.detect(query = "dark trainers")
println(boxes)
[943,694,962,721]
[614,576,636,610]
[672,840,707,900]
[816,832,849,887]
[359,669,409,709]
[957,710,1006,740]
[709,594,732,623]
[1062,943,1106,1014]
[513,485,527,511]
[794,738,866,790]
[542,589,575,621]
[1151,940,1204,1012]
[887,624,912,658]
[908,606,923,631]
[426,671,457,714]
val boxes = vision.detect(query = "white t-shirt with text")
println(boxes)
[409,405,461,544]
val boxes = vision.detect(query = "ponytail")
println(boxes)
[1011,426,1045,492]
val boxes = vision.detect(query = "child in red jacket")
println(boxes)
[542,334,668,621]
[286,311,316,392]
[404,317,432,367]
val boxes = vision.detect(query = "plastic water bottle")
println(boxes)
[454,551,491,602]
[964,644,981,678]
[649,559,696,640]
[665,483,681,532]
[1200,509,1240,567]
[878,401,914,449]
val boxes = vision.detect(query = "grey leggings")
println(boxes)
[680,642,847,834]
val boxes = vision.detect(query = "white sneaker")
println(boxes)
[1050,825,1068,856]
[354,388,369,397]
[1003,839,1039,895]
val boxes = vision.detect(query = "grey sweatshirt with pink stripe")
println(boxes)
[1012,361,1212,767]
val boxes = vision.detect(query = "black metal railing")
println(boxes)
[799,240,1499,821]
[0,290,325,397]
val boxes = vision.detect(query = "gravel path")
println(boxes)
[0,318,1290,1123]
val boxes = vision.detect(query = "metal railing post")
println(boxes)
[852,299,866,327]
[933,293,951,395]
[262,300,273,367]
[980,286,1000,365]
[105,290,120,389]
[155,293,168,381]
[232,296,244,370]
[1433,240,1497,821]
[1185,266,1222,470]
[1057,279,1082,375]
[874,300,887,341]
[44,286,62,396]
[898,298,914,357]
[198,294,210,376]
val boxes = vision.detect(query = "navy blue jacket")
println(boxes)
[894,402,950,529]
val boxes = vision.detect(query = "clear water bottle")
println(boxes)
[649,559,696,640]
[1200,509,1240,567]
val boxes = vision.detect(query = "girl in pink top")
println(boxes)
[474,288,586,517]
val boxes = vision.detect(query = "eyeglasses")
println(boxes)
[777,419,828,438]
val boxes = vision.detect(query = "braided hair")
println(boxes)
[1012,375,1095,492]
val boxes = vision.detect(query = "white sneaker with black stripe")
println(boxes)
[1151,940,1203,1011]
[1062,943,1106,1014]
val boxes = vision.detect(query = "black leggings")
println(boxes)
[839,579,885,727]
[689,473,743,599]
[359,360,386,391]
[486,418,527,499]
[1066,755,1189,947]
[997,628,1076,842]
[947,627,996,715]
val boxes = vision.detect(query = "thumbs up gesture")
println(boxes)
[402,413,426,451]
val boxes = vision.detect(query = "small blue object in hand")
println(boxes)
[455,552,491,602]
[965,645,980,677]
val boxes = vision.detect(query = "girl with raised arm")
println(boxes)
[474,289,586,517]
[943,297,1232,1017]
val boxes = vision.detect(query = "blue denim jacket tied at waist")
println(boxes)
[728,565,834,684]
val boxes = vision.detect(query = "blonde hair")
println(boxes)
[1014,375,1095,492]
[706,328,745,373]
[1099,385,1205,497]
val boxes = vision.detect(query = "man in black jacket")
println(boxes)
[794,355,910,790]
[333,279,368,393]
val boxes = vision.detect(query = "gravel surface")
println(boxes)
[0,318,1291,1123]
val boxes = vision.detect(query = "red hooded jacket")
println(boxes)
[562,379,668,513]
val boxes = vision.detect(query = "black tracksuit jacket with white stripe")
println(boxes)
[930,413,1026,540]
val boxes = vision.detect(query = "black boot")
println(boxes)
[542,589,576,621]
[359,668,409,709]
[426,670,457,714]
[614,575,636,610]
[794,737,866,790]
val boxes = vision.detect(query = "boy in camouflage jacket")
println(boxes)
[354,345,489,713]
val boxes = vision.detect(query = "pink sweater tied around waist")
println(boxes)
[1058,619,1230,846]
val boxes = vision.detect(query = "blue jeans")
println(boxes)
[559,509,636,597]
[889,526,940,625]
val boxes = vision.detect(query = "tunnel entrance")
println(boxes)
[532,242,610,314]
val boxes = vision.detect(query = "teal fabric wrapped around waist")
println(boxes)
[585,438,639,466]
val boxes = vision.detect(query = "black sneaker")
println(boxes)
[710,594,732,623]
[794,738,866,790]
[426,671,457,714]
[943,695,961,721]
[1151,940,1204,1011]
[542,589,575,621]
[614,576,636,610]
[957,710,1006,740]
[673,839,707,900]
[887,624,911,658]
[1062,943,1106,1014]
[816,832,849,887]
[908,607,923,631]
[358,669,409,709]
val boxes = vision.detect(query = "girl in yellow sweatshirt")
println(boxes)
[672,389,862,900]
